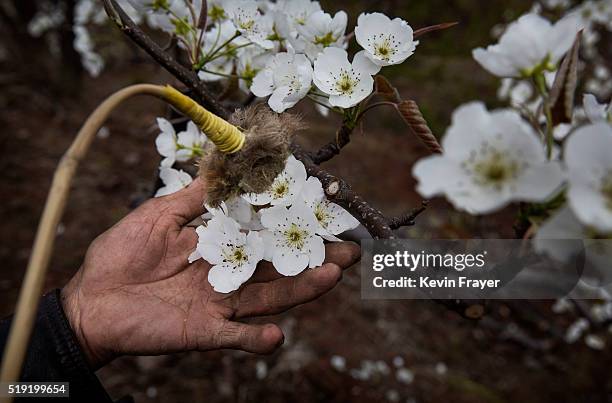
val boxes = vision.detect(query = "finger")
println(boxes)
[176,226,199,257]
[234,263,342,318]
[249,242,361,283]
[167,177,207,226]
[211,321,284,354]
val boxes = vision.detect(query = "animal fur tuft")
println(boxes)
[199,104,304,207]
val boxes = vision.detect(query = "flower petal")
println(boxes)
[272,248,309,276]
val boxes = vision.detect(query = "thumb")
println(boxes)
[209,321,284,354]
[167,176,207,226]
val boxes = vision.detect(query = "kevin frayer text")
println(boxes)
[372,276,501,289]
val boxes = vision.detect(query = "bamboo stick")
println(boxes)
[0,83,242,401]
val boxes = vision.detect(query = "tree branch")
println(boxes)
[388,201,428,229]
[310,121,355,165]
[102,0,229,119]
[292,144,395,239]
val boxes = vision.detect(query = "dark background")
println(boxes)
[2,1,611,402]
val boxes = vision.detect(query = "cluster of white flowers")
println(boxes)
[28,1,423,113]
[152,118,208,195]
[150,116,359,292]
[189,155,360,292]
[124,0,419,113]
[420,7,610,229]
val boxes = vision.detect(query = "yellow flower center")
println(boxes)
[223,245,249,267]
[272,180,289,199]
[336,71,357,95]
[314,32,336,47]
[283,224,308,249]
[373,38,396,61]
[314,203,330,228]
[240,19,255,30]
[463,146,522,190]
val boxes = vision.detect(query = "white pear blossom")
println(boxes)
[204,197,263,230]
[227,0,274,49]
[155,118,180,167]
[251,51,313,112]
[236,47,272,93]
[155,167,193,197]
[155,119,207,167]
[313,47,379,108]
[198,20,247,82]
[412,102,564,214]
[260,202,325,276]
[301,177,359,241]
[178,121,208,155]
[355,12,418,68]
[564,122,612,233]
[243,155,307,206]
[583,94,612,123]
[191,214,264,293]
[472,13,581,78]
[293,10,347,60]
[276,0,321,28]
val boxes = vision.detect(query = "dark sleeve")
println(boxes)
[0,289,116,403]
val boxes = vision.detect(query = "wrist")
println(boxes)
[60,273,112,370]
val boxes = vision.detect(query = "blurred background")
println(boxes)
[2,0,612,402]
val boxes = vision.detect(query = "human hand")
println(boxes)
[60,178,360,369]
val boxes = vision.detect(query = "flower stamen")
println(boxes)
[283,224,308,250]
[463,145,521,190]
[373,37,397,61]
[314,203,331,228]
[335,70,357,95]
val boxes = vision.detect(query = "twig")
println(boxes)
[102,0,229,119]
[310,122,354,164]
[356,101,397,121]
[292,144,395,239]
[413,22,459,39]
[388,201,428,229]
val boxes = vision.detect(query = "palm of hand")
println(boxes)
[61,178,360,368]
